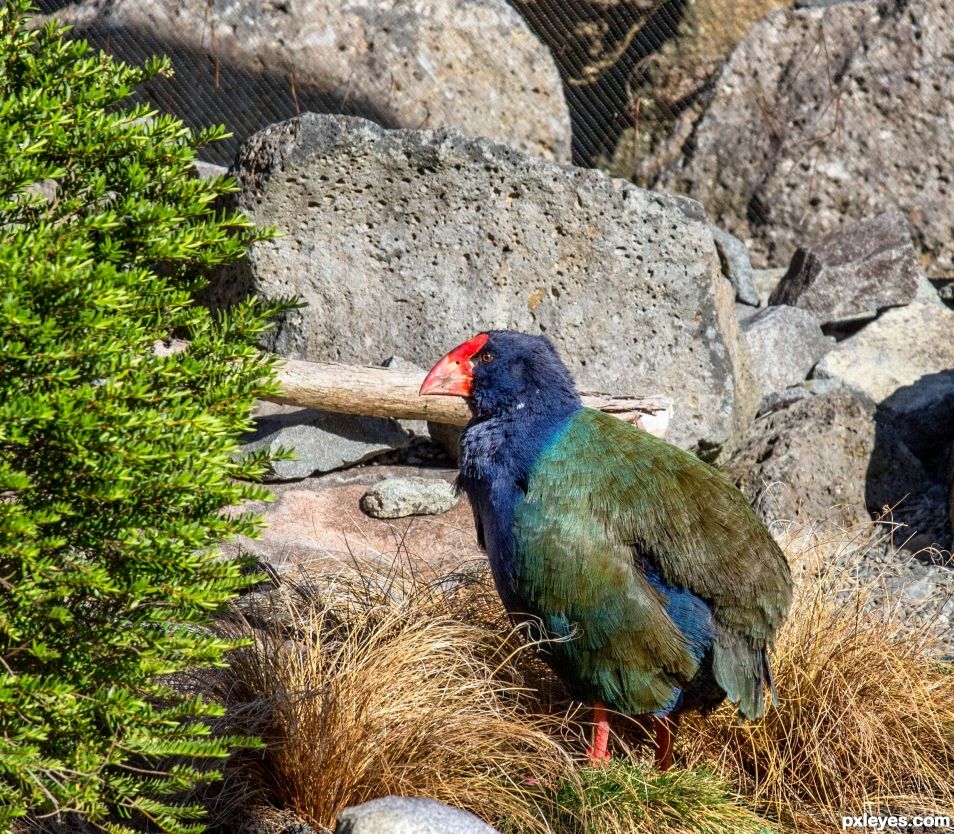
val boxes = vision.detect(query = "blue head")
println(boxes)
[420,330,581,421]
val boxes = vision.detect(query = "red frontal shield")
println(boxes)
[419,333,490,397]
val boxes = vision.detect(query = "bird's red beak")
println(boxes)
[419,333,490,397]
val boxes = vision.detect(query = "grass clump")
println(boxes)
[551,759,775,834]
[212,568,578,833]
[682,523,954,832]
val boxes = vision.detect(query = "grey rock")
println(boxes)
[756,376,847,416]
[241,406,409,481]
[360,477,458,519]
[814,303,954,460]
[752,268,788,307]
[712,226,759,305]
[851,540,954,655]
[756,385,813,416]
[725,389,929,527]
[192,161,227,181]
[381,355,425,374]
[734,302,760,323]
[769,213,921,323]
[938,281,954,305]
[211,113,758,459]
[655,0,954,278]
[742,305,831,399]
[801,376,846,396]
[915,273,945,307]
[336,797,499,834]
[52,0,571,166]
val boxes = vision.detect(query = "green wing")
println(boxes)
[512,408,792,717]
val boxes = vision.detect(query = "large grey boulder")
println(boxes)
[53,0,571,166]
[211,114,758,459]
[814,303,954,460]
[724,389,929,527]
[655,0,954,277]
[769,213,922,324]
[336,797,499,834]
[741,306,831,400]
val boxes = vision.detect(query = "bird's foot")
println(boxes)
[585,746,612,766]
[587,702,612,765]
[653,715,675,771]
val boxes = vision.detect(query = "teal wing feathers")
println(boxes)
[512,408,793,718]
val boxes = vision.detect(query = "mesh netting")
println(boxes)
[38,0,952,274]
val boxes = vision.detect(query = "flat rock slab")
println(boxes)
[54,0,570,165]
[241,406,409,480]
[769,213,921,323]
[742,305,831,399]
[655,0,954,277]
[211,113,757,459]
[815,303,954,402]
[336,797,499,834]
[223,466,483,575]
[712,226,759,306]
[361,477,459,519]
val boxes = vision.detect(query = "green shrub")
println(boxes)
[0,2,289,829]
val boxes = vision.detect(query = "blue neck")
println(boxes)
[457,397,581,608]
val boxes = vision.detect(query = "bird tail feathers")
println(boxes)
[712,631,777,720]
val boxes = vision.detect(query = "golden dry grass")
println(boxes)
[209,519,953,834]
[213,566,579,833]
[682,522,954,833]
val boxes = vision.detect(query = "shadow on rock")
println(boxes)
[866,371,954,559]
[63,24,396,166]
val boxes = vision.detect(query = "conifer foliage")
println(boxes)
[0,3,287,829]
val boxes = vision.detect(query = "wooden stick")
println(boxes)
[270,357,672,438]
[154,340,672,437]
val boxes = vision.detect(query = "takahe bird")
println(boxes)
[420,331,792,768]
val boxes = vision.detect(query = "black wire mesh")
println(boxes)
[38,0,953,275]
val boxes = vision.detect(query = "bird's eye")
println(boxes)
[478,351,494,364]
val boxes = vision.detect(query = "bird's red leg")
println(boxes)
[586,702,612,764]
[653,715,676,771]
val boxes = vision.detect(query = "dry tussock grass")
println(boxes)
[212,564,578,832]
[208,519,953,834]
[683,521,954,832]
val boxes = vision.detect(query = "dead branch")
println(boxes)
[154,340,672,438]
[270,356,672,438]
